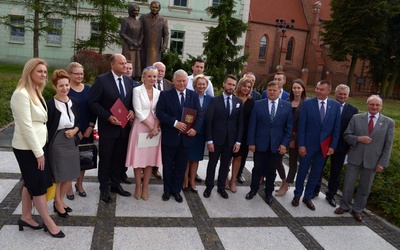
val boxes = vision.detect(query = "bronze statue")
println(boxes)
[140,1,169,69]
[120,4,143,78]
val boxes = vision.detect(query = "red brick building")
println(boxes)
[244,0,367,92]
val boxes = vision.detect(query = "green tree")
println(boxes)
[0,0,81,58]
[75,0,126,54]
[321,0,391,93]
[202,0,248,88]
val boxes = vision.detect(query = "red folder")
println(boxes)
[320,135,332,158]
[181,107,197,134]
[110,98,129,128]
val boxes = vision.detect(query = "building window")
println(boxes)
[47,19,62,45]
[10,16,24,42]
[91,22,100,39]
[258,36,267,59]
[134,0,147,2]
[285,37,294,61]
[174,0,187,7]
[212,0,221,6]
[170,30,185,55]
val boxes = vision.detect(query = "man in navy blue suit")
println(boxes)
[262,73,290,100]
[246,81,293,205]
[89,54,135,203]
[203,75,244,199]
[156,69,203,203]
[292,80,341,210]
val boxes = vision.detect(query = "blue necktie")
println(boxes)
[320,101,325,123]
[226,96,230,116]
[180,92,185,109]
[118,78,125,102]
[270,101,276,121]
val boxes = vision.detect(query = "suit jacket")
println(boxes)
[335,103,358,153]
[251,90,262,101]
[133,84,160,122]
[46,97,80,146]
[155,78,173,91]
[344,113,394,169]
[247,99,293,152]
[205,94,244,147]
[297,97,341,151]
[156,88,203,147]
[262,89,290,100]
[10,88,48,157]
[89,71,134,138]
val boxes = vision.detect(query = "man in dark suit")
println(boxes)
[246,81,293,205]
[314,84,358,207]
[335,95,394,222]
[262,73,290,100]
[156,69,203,203]
[292,80,341,210]
[203,75,243,199]
[89,54,135,203]
[125,60,141,88]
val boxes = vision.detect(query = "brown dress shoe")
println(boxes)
[334,207,349,214]
[291,197,300,206]
[352,212,363,222]
[152,170,162,179]
[302,198,315,210]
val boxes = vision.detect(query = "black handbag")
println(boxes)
[79,143,98,170]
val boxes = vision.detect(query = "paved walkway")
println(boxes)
[0,124,399,249]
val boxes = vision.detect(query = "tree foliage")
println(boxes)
[75,0,126,54]
[321,0,392,93]
[0,0,81,57]
[202,0,248,88]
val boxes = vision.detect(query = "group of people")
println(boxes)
[10,52,394,239]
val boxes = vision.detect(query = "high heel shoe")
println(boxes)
[134,193,141,200]
[75,184,87,197]
[141,194,148,201]
[18,219,43,231]
[43,224,65,238]
[53,203,69,218]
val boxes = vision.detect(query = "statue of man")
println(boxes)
[140,1,169,69]
[120,3,143,78]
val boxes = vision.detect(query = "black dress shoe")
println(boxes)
[195,174,203,183]
[190,186,198,193]
[110,186,131,197]
[18,219,43,231]
[54,206,69,218]
[121,177,132,184]
[265,194,273,205]
[237,175,245,184]
[162,192,170,201]
[171,193,183,203]
[182,187,189,192]
[203,188,212,198]
[217,189,229,199]
[325,196,337,207]
[303,198,316,210]
[64,206,73,213]
[75,184,87,197]
[291,197,300,206]
[245,191,257,200]
[66,194,74,200]
[312,191,319,199]
[43,224,65,238]
[100,190,113,203]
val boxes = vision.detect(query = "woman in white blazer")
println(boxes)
[125,66,161,200]
[11,58,64,238]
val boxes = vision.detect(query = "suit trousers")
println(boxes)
[161,142,188,194]
[205,142,233,190]
[340,163,376,213]
[294,148,328,199]
[98,135,128,191]
[250,149,280,195]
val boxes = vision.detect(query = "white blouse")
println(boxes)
[54,98,75,130]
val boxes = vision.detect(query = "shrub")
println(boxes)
[71,50,110,83]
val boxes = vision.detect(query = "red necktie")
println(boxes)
[368,115,375,134]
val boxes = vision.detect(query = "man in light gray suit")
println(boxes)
[334,95,394,222]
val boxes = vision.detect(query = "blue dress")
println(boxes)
[187,94,211,161]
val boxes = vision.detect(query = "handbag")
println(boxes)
[46,183,57,201]
[79,143,98,170]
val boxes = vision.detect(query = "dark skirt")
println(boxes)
[13,148,52,197]
[48,129,80,183]
[187,134,206,161]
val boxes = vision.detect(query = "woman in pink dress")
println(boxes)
[126,66,161,200]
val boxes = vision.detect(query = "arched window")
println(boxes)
[258,35,267,59]
[285,37,294,61]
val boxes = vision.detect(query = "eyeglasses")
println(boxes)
[143,66,157,71]
[71,73,84,76]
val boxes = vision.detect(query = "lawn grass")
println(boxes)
[1,64,399,226]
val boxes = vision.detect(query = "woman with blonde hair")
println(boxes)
[11,58,64,237]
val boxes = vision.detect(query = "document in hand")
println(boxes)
[138,133,161,148]
[181,107,197,134]
[320,135,332,158]
[110,98,129,128]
